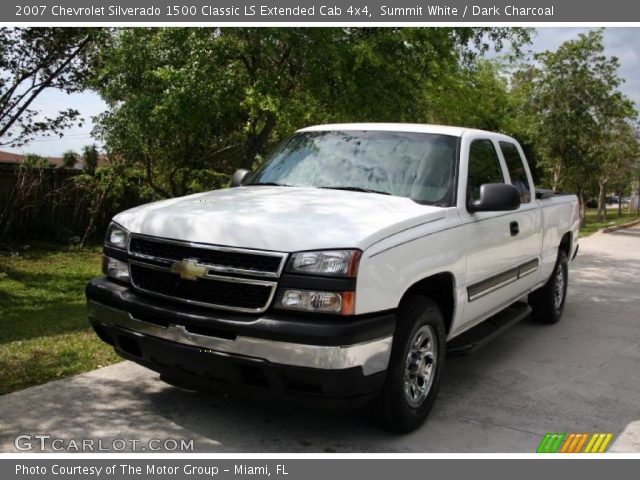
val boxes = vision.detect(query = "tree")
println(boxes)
[0,28,106,147]
[23,153,48,168]
[525,30,637,223]
[73,159,154,247]
[62,149,78,169]
[82,144,99,175]
[0,153,48,236]
[93,27,531,198]
[595,122,640,220]
[427,59,512,131]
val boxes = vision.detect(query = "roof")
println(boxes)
[297,123,469,137]
[0,150,65,167]
[0,150,28,164]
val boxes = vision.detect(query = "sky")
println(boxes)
[3,27,640,158]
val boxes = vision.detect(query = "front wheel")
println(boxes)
[530,250,569,324]
[368,295,446,433]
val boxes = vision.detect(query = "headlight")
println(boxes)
[105,222,129,250]
[287,250,361,277]
[102,256,130,283]
[277,289,355,315]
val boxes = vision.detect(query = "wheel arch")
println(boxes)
[400,272,456,335]
[559,231,572,258]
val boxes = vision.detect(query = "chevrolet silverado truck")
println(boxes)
[86,124,580,432]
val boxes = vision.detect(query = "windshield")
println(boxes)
[247,130,458,205]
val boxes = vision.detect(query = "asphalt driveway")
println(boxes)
[1,227,639,453]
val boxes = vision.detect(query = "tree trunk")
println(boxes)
[552,161,562,191]
[596,181,607,221]
[242,112,277,170]
[80,176,114,248]
[144,154,170,198]
[578,189,587,227]
[0,36,92,141]
[617,187,623,216]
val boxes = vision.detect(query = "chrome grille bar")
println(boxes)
[124,234,288,313]
[128,234,288,279]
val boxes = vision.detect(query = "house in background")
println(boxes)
[0,150,107,170]
[0,150,69,169]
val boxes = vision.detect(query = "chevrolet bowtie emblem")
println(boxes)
[170,259,207,281]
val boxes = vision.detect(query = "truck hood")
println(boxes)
[113,186,446,252]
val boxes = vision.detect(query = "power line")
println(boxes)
[20,135,97,143]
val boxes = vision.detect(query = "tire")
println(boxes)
[530,250,569,324]
[368,295,446,433]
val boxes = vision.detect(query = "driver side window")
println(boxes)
[467,139,505,203]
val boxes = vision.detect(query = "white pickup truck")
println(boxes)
[87,123,580,432]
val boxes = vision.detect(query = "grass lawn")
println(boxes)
[580,208,640,237]
[0,245,120,395]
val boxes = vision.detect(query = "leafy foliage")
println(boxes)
[507,30,639,222]
[92,27,531,197]
[593,121,640,219]
[0,28,106,147]
[72,157,157,246]
[3,27,640,242]
[62,149,79,169]
[23,153,49,168]
[82,144,99,175]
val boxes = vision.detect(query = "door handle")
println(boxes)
[510,221,520,236]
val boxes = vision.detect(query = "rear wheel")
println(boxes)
[530,250,569,324]
[368,295,446,433]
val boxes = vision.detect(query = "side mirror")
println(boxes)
[231,169,250,187]
[468,183,520,213]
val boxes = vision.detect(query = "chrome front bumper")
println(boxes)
[88,300,393,376]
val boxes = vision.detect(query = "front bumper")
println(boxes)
[86,277,394,402]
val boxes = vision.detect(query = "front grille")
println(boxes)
[130,263,274,312]
[129,236,283,276]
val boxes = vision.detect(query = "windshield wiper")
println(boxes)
[245,182,291,187]
[320,186,392,196]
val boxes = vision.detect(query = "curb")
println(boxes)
[601,218,640,234]
[610,421,640,453]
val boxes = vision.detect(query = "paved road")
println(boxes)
[1,228,639,453]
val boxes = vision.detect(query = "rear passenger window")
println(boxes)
[500,142,531,203]
[467,139,505,203]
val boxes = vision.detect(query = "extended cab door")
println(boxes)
[457,133,536,332]
[497,140,543,294]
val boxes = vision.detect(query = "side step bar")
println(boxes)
[447,302,532,356]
